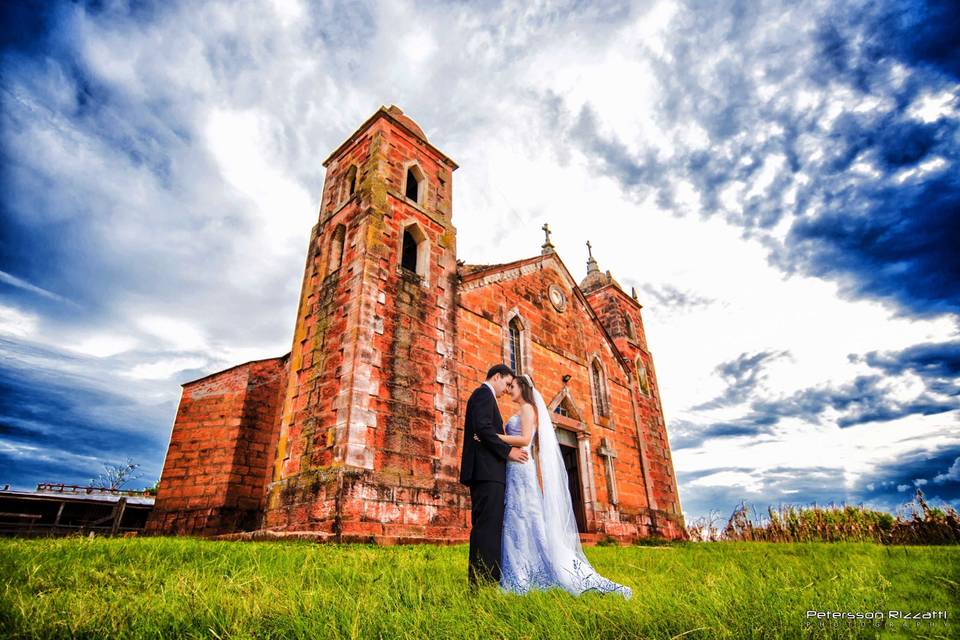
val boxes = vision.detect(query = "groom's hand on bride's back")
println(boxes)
[508,448,528,463]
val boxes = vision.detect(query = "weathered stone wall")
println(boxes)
[261,109,468,543]
[146,355,288,536]
[149,106,686,543]
[585,285,685,538]
[458,256,686,541]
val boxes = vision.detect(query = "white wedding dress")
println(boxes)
[499,393,633,599]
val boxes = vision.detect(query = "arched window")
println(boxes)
[636,358,650,396]
[341,165,357,202]
[508,317,524,375]
[401,228,418,272]
[591,359,609,418]
[625,314,636,341]
[404,164,425,205]
[398,222,429,283]
[328,224,346,273]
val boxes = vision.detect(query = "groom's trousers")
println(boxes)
[468,480,506,586]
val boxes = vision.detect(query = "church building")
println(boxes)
[146,105,686,544]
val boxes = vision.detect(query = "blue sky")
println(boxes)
[1,0,957,527]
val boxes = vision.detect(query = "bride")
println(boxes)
[495,373,633,598]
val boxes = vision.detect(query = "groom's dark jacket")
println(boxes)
[459,384,513,486]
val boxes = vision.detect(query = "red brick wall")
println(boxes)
[262,108,468,541]
[456,256,684,539]
[586,285,684,521]
[146,355,288,536]
[149,107,685,543]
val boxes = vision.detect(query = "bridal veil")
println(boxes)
[530,384,633,598]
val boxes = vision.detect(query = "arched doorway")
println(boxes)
[555,425,587,533]
[549,389,591,534]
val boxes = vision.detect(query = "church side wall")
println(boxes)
[586,286,686,538]
[146,356,288,536]
[456,261,667,541]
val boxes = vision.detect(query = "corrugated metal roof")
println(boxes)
[0,489,155,506]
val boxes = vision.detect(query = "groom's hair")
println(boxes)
[485,364,514,380]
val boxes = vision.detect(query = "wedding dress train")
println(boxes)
[499,410,632,599]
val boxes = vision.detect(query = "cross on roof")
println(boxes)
[585,240,599,273]
[541,222,556,254]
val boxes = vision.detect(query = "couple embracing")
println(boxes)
[459,364,632,598]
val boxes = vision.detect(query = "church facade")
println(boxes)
[145,105,686,544]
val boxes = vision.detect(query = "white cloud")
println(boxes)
[400,30,438,64]
[270,0,305,25]
[125,357,208,380]
[689,470,764,494]
[934,458,960,484]
[135,315,208,352]
[68,333,140,358]
[1,0,957,515]
[0,304,39,338]
[0,270,73,304]
[204,107,314,252]
[908,89,960,123]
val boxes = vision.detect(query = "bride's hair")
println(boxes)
[513,374,537,406]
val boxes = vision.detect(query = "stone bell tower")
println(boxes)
[579,242,684,522]
[262,106,467,541]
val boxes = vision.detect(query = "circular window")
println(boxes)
[548,284,567,312]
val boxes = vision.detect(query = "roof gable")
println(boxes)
[458,252,630,373]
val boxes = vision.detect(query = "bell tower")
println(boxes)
[579,243,684,524]
[263,106,465,540]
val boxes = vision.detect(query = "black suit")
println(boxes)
[459,384,513,586]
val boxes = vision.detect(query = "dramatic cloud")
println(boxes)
[541,1,960,318]
[1,0,957,524]
[678,464,851,526]
[625,280,715,313]
[852,444,960,512]
[692,350,791,411]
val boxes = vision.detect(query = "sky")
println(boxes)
[1,0,957,528]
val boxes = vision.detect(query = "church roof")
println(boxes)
[457,252,632,372]
[385,105,427,141]
[458,260,525,278]
[180,352,292,387]
[457,254,547,284]
[322,105,457,169]
[578,242,623,294]
[580,268,619,293]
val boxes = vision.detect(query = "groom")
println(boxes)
[459,364,529,589]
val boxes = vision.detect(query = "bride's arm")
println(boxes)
[496,404,535,446]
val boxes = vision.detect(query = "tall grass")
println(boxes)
[1,535,958,639]
[686,489,960,545]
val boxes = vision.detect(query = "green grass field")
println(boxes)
[1,536,957,639]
